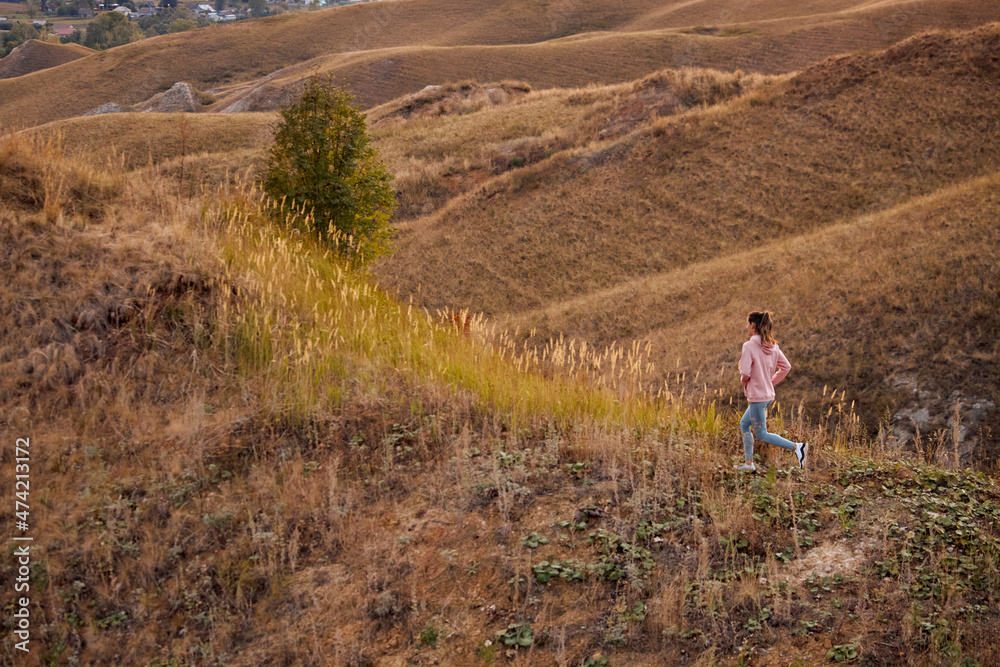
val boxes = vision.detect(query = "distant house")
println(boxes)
[136,6,156,17]
[78,7,93,17]
[112,5,131,15]
[33,19,48,27]
[52,22,76,36]
[196,4,213,12]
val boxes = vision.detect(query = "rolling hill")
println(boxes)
[0,39,93,80]
[0,0,998,128]
[5,9,1000,664]
[21,20,1000,459]
[372,23,1000,457]
[3,105,1000,666]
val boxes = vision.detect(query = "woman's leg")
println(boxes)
[739,404,757,462]
[748,401,796,451]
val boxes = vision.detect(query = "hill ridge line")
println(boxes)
[509,169,1000,326]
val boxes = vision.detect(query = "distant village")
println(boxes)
[0,0,382,53]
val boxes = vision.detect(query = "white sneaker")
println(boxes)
[794,442,809,469]
[735,462,756,472]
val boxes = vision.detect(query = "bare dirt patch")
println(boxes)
[784,537,877,585]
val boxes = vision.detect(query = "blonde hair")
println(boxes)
[748,311,777,345]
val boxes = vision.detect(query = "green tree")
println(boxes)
[248,0,268,18]
[0,23,40,57]
[167,17,198,32]
[263,76,397,262]
[83,11,144,49]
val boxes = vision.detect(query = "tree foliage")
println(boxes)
[83,11,144,49]
[263,76,397,262]
[248,0,268,18]
[0,23,40,58]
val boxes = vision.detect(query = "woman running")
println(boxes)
[736,311,807,471]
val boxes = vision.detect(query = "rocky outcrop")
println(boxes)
[83,103,126,116]
[135,82,202,113]
[887,373,996,466]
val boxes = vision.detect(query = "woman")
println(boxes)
[736,311,807,471]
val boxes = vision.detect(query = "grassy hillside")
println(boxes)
[510,172,1000,459]
[220,0,1000,114]
[23,22,1000,460]
[380,24,1000,312]
[1,0,997,128]
[374,23,1000,453]
[2,130,1000,666]
[0,39,93,80]
[26,112,274,170]
[27,68,776,204]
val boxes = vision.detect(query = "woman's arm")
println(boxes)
[739,344,752,388]
[772,348,791,385]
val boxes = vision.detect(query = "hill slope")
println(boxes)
[2,130,1000,666]
[22,23,1000,459]
[0,39,93,80]
[0,0,997,127]
[24,111,274,170]
[374,23,1000,456]
[379,24,1000,315]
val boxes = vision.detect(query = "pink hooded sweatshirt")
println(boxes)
[739,334,791,403]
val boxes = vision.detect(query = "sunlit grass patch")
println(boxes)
[209,187,690,430]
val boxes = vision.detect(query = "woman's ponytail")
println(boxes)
[748,311,777,345]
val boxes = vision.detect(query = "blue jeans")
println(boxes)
[740,401,796,461]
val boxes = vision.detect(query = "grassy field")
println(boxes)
[0,0,997,127]
[2,125,1000,665]
[0,1,28,17]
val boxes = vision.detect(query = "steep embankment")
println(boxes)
[0,39,93,80]
[0,0,997,128]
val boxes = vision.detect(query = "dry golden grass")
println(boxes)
[0,132,217,417]
[0,39,93,80]
[1,0,997,128]
[511,171,1000,457]
[375,23,1000,454]
[22,23,1000,459]
[24,112,274,170]
[2,128,1000,666]
[3,19,1000,666]
[380,24,1000,315]
[29,67,773,218]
